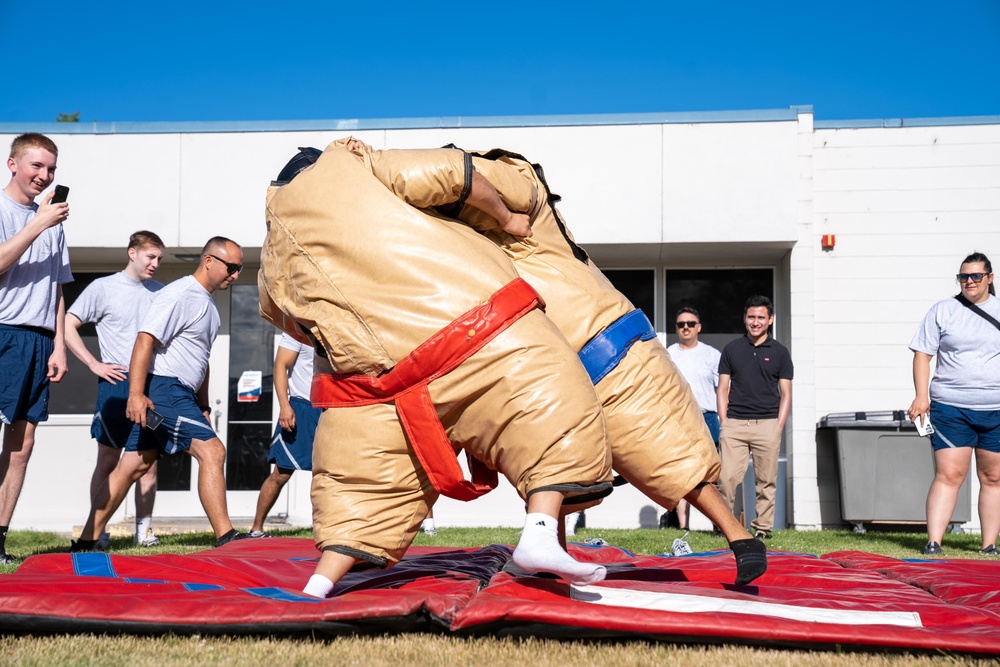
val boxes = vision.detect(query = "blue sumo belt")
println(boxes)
[577,310,657,385]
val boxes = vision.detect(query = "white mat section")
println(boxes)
[571,585,923,627]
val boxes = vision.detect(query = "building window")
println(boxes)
[603,269,655,325]
[664,268,773,347]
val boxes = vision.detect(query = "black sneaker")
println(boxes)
[754,530,770,541]
[922,541,942,555]
[70,538,99,553]
[980,544,999,556]
[0,550,17,565]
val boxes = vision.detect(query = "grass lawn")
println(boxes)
[1,525,996,666]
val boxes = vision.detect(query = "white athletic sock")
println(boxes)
[136,517,152,541]
[421,518,436,532]
[512,513,606,585]
[303,574,335,598]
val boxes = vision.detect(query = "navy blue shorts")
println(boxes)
[929,401,1000,453]
[268,396,320,471]
[0,324,54,424]
[91,376,132,448]
[125,375,217,456]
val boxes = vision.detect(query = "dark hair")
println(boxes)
[960,251,995,296]
[744,295,773,316]
[201,236,241,257]
[675,306,700,322]
[128,230,164,250]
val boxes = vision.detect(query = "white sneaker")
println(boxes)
[135,527,160,547]
[95,532,111,551]
[672,531,693,557]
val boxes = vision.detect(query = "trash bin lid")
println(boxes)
[817,410,911,429]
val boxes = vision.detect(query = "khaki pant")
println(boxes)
[718,418,781,533]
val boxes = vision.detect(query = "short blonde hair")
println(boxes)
[9,133,58,160]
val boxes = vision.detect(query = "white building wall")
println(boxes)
[812,121,1000,531]
[2,111,997,535]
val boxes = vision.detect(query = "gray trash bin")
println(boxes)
[817,410,971,532]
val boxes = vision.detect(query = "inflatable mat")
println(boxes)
[0,538,998,655]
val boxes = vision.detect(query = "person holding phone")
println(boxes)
[65,231,165,549]
[73,237,265,551]
[908,252,1000,557]
[0,133,71,564]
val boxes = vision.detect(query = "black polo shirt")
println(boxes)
[719,334,794,419]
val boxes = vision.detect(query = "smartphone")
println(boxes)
[914,414,935,437]
[145,408,165,430]
[51,185,70,204]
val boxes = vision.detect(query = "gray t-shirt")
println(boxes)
[277,333,315,400]
[140,275,220,391]
[0,191,73,330]
[909,294,1000,410]
[667,341,721,413]
[68,271,164,367]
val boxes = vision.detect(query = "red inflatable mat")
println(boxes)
[0,538,998,655]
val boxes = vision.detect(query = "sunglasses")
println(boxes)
[208,254,243,275]
[956,273,989,284]
[675,321,699,329]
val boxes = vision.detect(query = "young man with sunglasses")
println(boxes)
[666,307,722,530]
[73,237,264,550]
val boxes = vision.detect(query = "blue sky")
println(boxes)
[3,1,998,124]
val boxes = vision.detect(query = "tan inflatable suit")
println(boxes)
[365,147,719,509]
[258,140,612,567]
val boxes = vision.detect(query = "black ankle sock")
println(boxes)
[0,525,8,552]
[730,538,768,586]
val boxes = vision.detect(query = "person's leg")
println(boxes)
[749,420,781,535]
[718,420,751,512]
[0,420,37,526]
[511,490,607,585]
[186,437,234,540]
[685,482,766,585]
[134,460,158,544]
[305,550,358,597]
[974,448,1000,549]
[251,465,292,533]
[675,499,690,530]
[90,445,121,505]
[926,447,973,545]
[79,450,156,543]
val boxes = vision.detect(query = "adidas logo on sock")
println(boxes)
[536,521,547,526]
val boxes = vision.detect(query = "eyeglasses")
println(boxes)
[675,321,699,329]
[208,254,243,275]
[956,273,989,284]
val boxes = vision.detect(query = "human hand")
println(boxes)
[907,397,930,422]
[278,404,296,431]
[89,362,128,384]
[34,191,70,229]
[126,394,155,427]
[47,347,68,382]
[501,212,532,237]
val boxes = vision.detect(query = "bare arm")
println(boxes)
[907,351,933,421]
[777,378,792,431]
[64,313,128,383]
[717,373,731,421]
[0,193,69,276]
[126,332,157,427]
[273,346,299,431]
[47,286,68,382]
[465,170,532,237]
[195,366,211,419]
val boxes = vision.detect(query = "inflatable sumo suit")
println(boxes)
[364,146,719,509]
[258,139,613,568]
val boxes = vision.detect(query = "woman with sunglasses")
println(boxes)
[908,252,1000,556]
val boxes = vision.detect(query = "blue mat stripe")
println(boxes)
[245,587,323,603]
[72,553,117,578]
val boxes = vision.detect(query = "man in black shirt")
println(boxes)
[717,295,794,540]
